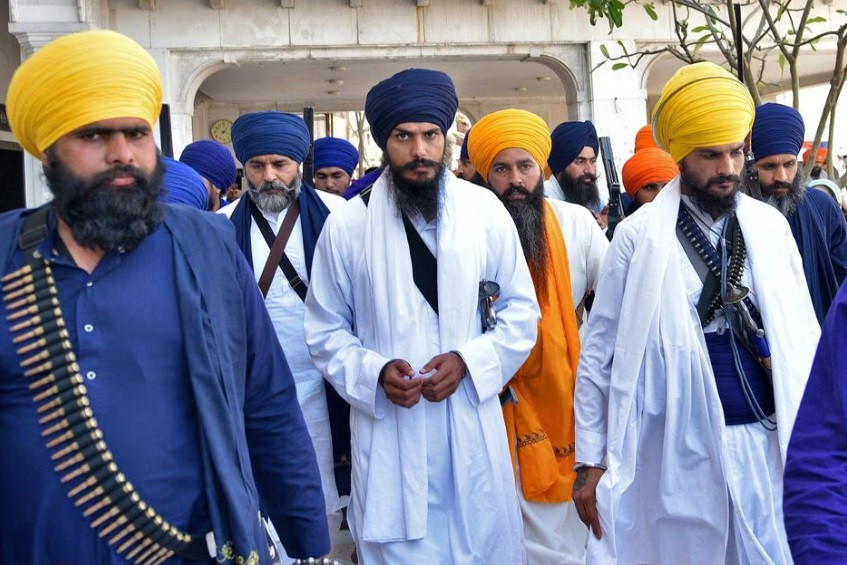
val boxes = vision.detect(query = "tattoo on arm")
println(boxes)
[574,471,588,491]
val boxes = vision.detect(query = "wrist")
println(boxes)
[449,350,468,378]
[574,462,607,472]
[378,358,401,388]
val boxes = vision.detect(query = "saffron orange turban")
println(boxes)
[7,30,163,157]
[622,147,679,198]
[803,146,828,164]
[634,124,659,152]
[467,109,551,183]
[652,62,754,162]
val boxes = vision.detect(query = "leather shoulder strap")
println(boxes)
[256,201,301,298]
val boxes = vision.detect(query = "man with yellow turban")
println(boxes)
[304,69,540,564]
[0,30,332,564]
[468,108,607,564]
[572,62,819,564]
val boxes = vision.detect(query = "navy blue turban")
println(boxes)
[161,156,209,210]
[365,68,458,149]
[313,137,359,176]
[460,131,470,160]
[751,102,805,161]
[231,111,310,165]
[179,139,237,191]
[548,120,598,174]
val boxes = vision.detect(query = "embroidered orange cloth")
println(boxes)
[503,200,581,503]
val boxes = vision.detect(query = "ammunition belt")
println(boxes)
[677,207,746,327]
[2,249,199,565]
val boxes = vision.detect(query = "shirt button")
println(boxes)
[86,281,93,287]
[84,324,94,333]
[86,371,97,380]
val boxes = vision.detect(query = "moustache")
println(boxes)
[402,158,440,172]
[707,174,740,186]
[257,180,291,192]
[92,165,151,186]
[577,174,596,184]
[504,185,531,198]
[764,180,793,192]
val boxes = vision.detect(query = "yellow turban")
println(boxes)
[652,62,754,162]
[467,109,551,183]
[7,30,163,157]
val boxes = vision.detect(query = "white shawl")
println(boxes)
[575,178,820,563]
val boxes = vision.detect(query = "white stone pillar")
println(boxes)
[585,40,649,200]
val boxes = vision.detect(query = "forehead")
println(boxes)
[492,147,537,165]
[692,142,745,154]
[64,117,152,137]
[315,166,350,176]
[246,154,296,165]
[575,146,596,159]
[391,122,442,134]
[757,154,797,165]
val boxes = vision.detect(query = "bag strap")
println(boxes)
[359,186,438,314]
[250,202,304,300]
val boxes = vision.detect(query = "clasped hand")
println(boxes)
[380,352,466,407]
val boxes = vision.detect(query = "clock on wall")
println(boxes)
[210,119,233,144]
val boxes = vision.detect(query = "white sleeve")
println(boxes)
[304,213,391,419]
[575,224,635,464]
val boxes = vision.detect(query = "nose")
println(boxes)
[105,134,134,165]
[585,161,597,177]
[774,165,787,182]
[261,164,276,183]
[410,135,427,159]
[507,166,523,187]
[716,154,735,176]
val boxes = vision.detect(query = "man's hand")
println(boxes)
[572,466,605,539]
[380,359,422,408]
[592,207,609,230]
[420,352,467,402]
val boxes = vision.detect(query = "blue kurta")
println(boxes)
[0,205,330,564]
[783,279,847,562]
[786,188,847,324]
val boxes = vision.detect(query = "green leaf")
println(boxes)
[600,43,610,58]
[617,39,630,55]
[775,2,788,22]
[643,3,658,21]
[806,16,826,24]
[693,33,711,56]
[778,53,786,72]
[612,62,629,70]
[691,25,709,33]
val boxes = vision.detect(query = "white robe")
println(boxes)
[575,178,820,564]
[219,190,348,519]
[304,170,540,564]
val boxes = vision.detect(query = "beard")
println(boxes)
[761,172,805,217]
[496,179,549,305]
[387,148,451,223]
[680,161,739,219]
[558,171,600,209]
[247,175,300,214]
[44,151,164,253]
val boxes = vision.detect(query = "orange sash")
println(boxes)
[503,200,581,503]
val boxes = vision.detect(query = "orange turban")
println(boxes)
[803,146,828,164]
[622,147,679,198]
[7,30,163,157]
[652,62,754,162]
[634,124,659,152]
[467,109,551,183]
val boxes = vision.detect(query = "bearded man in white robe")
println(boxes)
[304,68,540,564]
[573,62,820,564]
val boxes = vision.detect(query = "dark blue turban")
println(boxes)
[231,111,310,165]
[751,102,805,161]
[548,120,598,174]
[365,68,458,149]
[460,131,470,160]
[161,156,209,210]
[179,139,237,191]
[313,137,359,176]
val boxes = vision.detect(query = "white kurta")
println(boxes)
[304,170,540,564]
[548,199,608,306]
[219,191,347,519]
[575,178,820,564]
